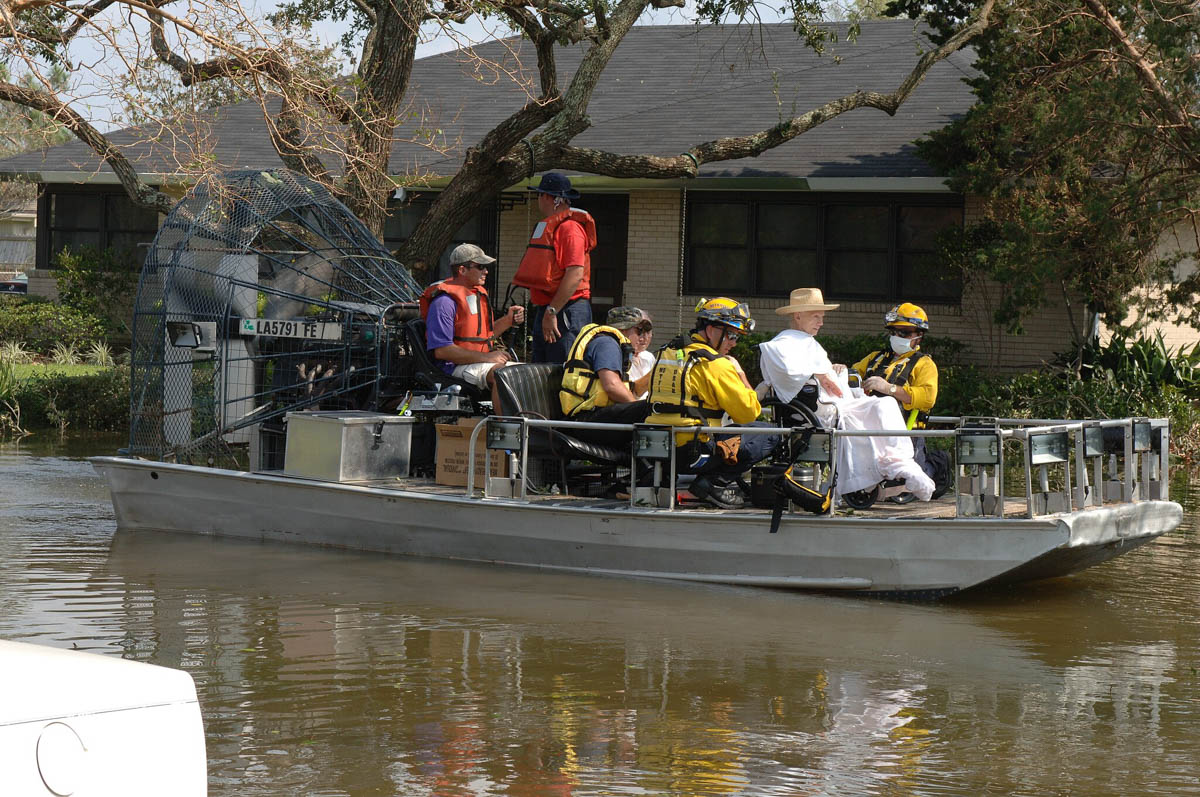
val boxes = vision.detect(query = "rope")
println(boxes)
[677,183,687,333]
[524,140,536,176]
[518,183,533,361]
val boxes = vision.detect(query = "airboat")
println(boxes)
[91,170,1183,599]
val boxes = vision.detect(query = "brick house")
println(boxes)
[0,21,1092,369]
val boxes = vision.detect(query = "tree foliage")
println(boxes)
[888,0,1200,337]
[0,0,994,267]
[0,296,104,354]
[52,246,140,349]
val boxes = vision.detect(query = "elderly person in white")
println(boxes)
[758,288,934,501]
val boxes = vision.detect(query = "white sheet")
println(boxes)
[759,330,933,500]
[759,329,831,403]
[819,370,934,500]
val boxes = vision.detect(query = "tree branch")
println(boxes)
[63,0,115,41]
[146,9,353,124]
[0,80,173,214]
[1081,0,1197,156]
[550,0,995,178]
[501,4,558,97]
[351,0,376,24]
[536,0,652,143]
[2,0,58,12]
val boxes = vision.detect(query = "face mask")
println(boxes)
[890,335,913,355]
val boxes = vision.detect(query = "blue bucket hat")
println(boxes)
[530,172,580,200]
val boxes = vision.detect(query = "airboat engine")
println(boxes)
[127,169,446,470]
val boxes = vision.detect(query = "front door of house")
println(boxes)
[579,194,629,322]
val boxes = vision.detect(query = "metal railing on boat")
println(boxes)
[464,414,1170,520]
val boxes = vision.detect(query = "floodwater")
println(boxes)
[3,436,1200,796]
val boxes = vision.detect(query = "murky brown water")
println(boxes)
[3,435,1200,796]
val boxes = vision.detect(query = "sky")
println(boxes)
[54,1,706,132]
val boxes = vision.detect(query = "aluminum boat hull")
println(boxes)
[91,456,1183,598]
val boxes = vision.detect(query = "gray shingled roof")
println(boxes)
[0,21,975,181]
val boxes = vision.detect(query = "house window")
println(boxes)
[383,194,497,286]
[39,187,161,270]
[685,194,963,302]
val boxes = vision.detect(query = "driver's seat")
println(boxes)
[404,318,489,402]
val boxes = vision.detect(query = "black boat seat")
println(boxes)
[763,383,823,430]
[492,363,628,466]
[404,318,489,402]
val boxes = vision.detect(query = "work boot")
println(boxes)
[689,476,746,509]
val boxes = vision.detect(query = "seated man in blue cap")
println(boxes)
[559,305,652,448]
[511,172,597,363]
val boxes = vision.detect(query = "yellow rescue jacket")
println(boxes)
[645,336,731,445]
[560,324,633,417]
[852,349,937,428]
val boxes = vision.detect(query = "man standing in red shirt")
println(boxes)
[511,173,597,363]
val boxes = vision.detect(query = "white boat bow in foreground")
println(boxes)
[0,640,207,796]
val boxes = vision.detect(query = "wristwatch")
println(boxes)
[545,306,557,315]
[889,384,897,395]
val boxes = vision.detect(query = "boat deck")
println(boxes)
[260,470,1052,520]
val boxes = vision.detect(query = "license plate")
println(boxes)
[240,318,342,341]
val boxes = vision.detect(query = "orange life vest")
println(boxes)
[418,280,494,353]
[512,208,596,305]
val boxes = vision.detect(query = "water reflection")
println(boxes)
[3,440,1200,795]
[102,532,1047,796]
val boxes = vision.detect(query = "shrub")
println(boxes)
[819,332,887,368]
[1066,331,1200,392]
[14,365,130,432]
[0,360,25,436]
[0,297,104,355]
[0,341,34,364]
[50,342,81,365]
[53,246,139,350]
[933,363,1200,471]
[86,340,115,367]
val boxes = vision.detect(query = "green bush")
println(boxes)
[0,297,104,355]
[819,332,887,368]
[0,340,34,364]
[934,364,1200,470]
[0,360,24,436]
[53,245,139,351]
[14,365,129,432]
[1066,331,1200,392]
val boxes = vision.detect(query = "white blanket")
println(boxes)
[759,328,831,403]
[760,330,932,501]
[819,370,933,500]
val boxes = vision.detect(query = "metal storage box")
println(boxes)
[284,411,414,481]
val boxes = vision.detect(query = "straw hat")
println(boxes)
[775,288,839,315]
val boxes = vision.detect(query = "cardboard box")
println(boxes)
[435,417,511,487]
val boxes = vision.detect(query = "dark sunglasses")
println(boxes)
[634,322,653,334]
[465,262,489,271]
[888,327,921,338]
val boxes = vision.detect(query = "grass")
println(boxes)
[10,363,107,379]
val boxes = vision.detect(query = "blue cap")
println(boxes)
[529,172,580,200]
